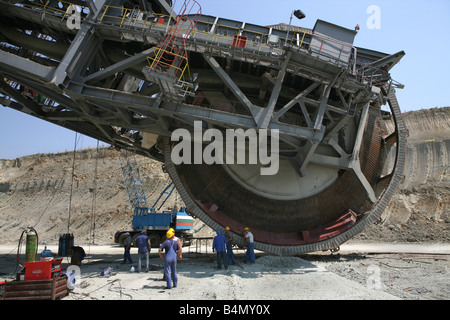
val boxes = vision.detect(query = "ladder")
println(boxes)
[145,0,201,102]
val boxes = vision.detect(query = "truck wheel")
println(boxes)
[148,234,160,248]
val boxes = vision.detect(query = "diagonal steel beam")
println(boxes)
[51,0,107,86]
[351,101,370,161]
[255,51,292,128]
[348,101,377,202]
[202,53,260,123]
[155,0,177,18]
[313,85,331,130]
[299,100,313,128]
[0,79,45,117]
[0,50,55,82]
[293,138,321,177]
[291,84,331,176]
[324,111,353,142]
[84,48,155,83]
[272,82,320,122]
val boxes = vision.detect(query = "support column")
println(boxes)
[349,101,377,203]
[255,51,292,128]
[51,0,107,86]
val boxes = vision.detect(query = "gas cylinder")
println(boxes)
[25,229,37,262]
[58,233,74,257]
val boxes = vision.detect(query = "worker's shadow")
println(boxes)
[142,284,169,290]
[178,257,320,280]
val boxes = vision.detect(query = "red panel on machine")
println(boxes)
[232,35,247,48]
[24,259,62,281]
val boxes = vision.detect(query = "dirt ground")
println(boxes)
[1,242,448,302]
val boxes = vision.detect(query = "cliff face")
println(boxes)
[0,149,175,244]
[357,107,450,242]
[0,108,449,245]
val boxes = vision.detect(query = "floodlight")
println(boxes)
[293,10,306,20]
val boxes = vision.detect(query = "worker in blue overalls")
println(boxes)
[159,229,182,289]
[224,227,236,265]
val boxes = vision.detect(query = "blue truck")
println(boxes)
[114,152,194,247]
[114,205,195,247]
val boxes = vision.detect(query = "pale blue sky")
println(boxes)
[1,0,449,159]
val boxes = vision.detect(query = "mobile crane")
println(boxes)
[114,151,194,247]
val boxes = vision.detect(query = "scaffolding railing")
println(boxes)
[148,0,201,80]
[98,2,352,68]
[8,0,391,86]
[14,0,90,23]
[146,47,191,83]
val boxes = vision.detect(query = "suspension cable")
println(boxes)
[67,132,80,234]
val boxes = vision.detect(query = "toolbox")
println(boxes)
[24,258,62,281]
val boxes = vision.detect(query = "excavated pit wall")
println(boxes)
[358,107,449,242]
[0,108,449,245]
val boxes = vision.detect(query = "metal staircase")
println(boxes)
[144,0,201,102]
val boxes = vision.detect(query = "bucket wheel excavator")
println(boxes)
[0,0,407,255]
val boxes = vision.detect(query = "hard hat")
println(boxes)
[225,226,230,231]
[216,230,221,234]
[166,230,175,238]
[169,228,175,233]
[244,227,249,231]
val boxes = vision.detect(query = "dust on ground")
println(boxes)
[1,243,448,301]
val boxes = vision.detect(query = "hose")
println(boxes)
[14,227,39,275]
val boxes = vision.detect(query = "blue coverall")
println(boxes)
[212,233,228,269]
[160,239,180,289]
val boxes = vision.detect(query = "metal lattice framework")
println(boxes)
[0,0,407,254]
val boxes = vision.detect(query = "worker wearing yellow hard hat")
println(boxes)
[166,229,175,238]
[159,228,182,289]
[161,228,183,283]
[167,228,183,252]
[223,226,236,265]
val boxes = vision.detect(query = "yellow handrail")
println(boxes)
[147,47,191,82]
